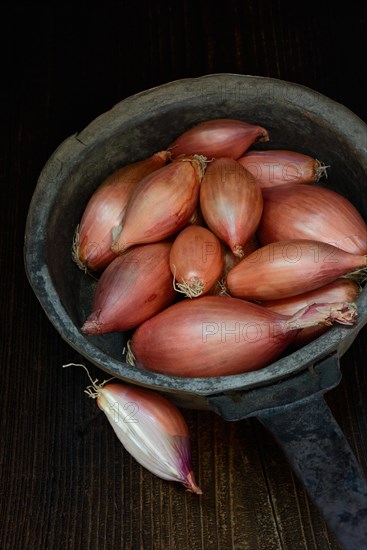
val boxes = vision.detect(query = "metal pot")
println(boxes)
[24,74,367,548]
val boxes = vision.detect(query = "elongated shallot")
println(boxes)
[82,242,175,334]
[258,183,367,255]
[112,156,205,255]
[73,151,169,271]
[226,239,366,300]
[200,158,263,258]
[127,296,357,377]
[63,364,202,493]
[238,150,328,188]
[169,118,269,160]
[261,278,361,346]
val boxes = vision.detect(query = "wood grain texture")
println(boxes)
[1,2,366,549]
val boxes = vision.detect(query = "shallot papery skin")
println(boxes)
[87,381,202,494]
[261,278,361,347]
[169,118,269,160]
[81,242,175,334]
[73,151,169,271]
[111,156,203,255]
[128,296,357,377]
[258,183,367,255]
[237,150,327,188]
[200,158,263,258]
[170,225,223,298]
[226,239,366,300]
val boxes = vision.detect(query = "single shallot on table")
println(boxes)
[63,364,202,494]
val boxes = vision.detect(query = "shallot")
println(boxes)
[112,156,205,255]
[127,296,357,377]
[169,118,269,160]
[73,151,169,271]
[82,242,175,334]
[238,150,328,188]
[261,279,361,346]
[258,183,367,255]
[200,158,263,258]
[226,239,366,300]
[170,226,223,298]
[63,364,202,493]
[261,278,361,316]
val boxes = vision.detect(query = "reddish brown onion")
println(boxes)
[261,279,361,347]
[73,151,169,271]
[75,376,201,494]
[226,239,366,300]
[169,118,269,160]
[258,183,367,255]
[200,158,263,258]
[111,157,204,255]
[127,296,357,377]
[170,226,223,298]
[82,242,175,334]
[237,150,328,188]
[261,278,360,316]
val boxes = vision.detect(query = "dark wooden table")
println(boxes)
[1,3,366,549]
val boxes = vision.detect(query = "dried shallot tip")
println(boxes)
[258,183,367,255]
[170,225,223,298]
[314,160,329,181]
[226,239,367,301]
[81,241,175,334]
[111,157,202,256]
[72,151,170,272]
[173,277,205,299]
[199,157,263,258]
[62,364,202,494]
[168,118,269,160]
[237,150,329,188]
[128,296,357,378]
[183,154,209,179]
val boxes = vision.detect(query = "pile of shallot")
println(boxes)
[73,117,366,378]
[70,116,366,490]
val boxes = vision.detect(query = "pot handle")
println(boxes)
[257,393,367,549]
